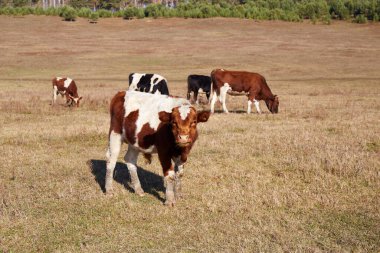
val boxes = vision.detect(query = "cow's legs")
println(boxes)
[159,154,176,206]
[220,83,231,113]
[65,93,72,106]
[174,163,184,200]
[249,92,262,114]
[194,90,199,105]
[173,157,184,200]
[186,90,191,101]
[164,167,176,206]
[105,130,122,194]
[247,100,252,114]
[124,145,144,196]
[254,99,262,114]
[206,92,211,104]
[52,86,58,105]
[210,90,218,113]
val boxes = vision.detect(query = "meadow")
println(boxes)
[0,16,379,252]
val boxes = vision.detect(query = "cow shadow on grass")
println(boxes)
[88,159,165,203]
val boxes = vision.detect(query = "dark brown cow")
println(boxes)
[105,91,210,206]
[210,69,279,114]
[52,77,82,107]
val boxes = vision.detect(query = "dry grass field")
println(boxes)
[0,16,379,252]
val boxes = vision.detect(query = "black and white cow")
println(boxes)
[128,73,169,95]
[187,75,212,104]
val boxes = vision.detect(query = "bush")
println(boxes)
[0,7,15,15]
[45,7,60,16]
[113,10,124,17]
[77,7,92,18]
[329,0,349,20]
[0,0,377,24]
[16,6,34,15]
[199,4,217,18]
[123,6,139,19]
[34,7,45,15]
[61,6,77,21]
[321,14,331,24]
[89,11,99,22]
[97,9,112,18]
[354,14,367,23]
[297,0,330,20]
[374,13,379,22]
[145,4,161,18]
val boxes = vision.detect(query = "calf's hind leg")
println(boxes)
[124,146,144,196]
[105,131,122,194]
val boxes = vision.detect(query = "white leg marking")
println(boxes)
[52,85,58,105]
[173,158,184,200]
[124,145,144,196]
[165,170,176,206]
[105,131,122,194]
[220,83,231,113]
[254,99,261,114]
[210,90,218,113]
[247,100,252,114]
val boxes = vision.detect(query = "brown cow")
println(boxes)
[52,77,82,107]
[105,91,210,206]
[210,69,279,114]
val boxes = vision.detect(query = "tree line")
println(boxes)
[0,0,379,23]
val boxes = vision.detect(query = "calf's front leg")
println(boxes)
[174,163,184,200]
[160,155,176,206]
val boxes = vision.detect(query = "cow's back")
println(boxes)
[128,73,169,95]
[212,69,268,92]
[122,91,189,152]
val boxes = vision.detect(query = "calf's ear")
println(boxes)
[159,111,172,123]
[197,111,211,123]
[78,96,83,101]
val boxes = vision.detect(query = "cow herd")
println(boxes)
[51,69,279,206]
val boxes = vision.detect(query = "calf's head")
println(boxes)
[265,95,279,114]
[69,95,83,107]
[159,105,210,147]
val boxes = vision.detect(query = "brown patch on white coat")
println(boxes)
[51,77,82,107]
[105,91,210,206]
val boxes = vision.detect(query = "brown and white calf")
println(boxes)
[105,91,210,206]
[210,69,279,114]
[52,77,82,107]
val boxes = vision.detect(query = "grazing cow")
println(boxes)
[52,77,82,107]
[128,73,169,95]
[210,69,279,114]
[105,91,210,206]
[187,74,212,104]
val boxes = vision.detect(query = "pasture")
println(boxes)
[0,16,379,252]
